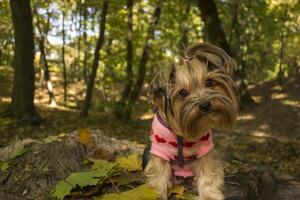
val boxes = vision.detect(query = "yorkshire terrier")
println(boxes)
[144,43,238,200]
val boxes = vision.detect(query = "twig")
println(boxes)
[106,175,120,193]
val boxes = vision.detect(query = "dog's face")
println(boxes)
[149,43,239,139]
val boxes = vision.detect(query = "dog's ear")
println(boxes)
[187,43,237,76]
[148,65,176,110]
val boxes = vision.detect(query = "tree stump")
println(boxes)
[0,132,299,200]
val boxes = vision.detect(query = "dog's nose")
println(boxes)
[199,101,211,112]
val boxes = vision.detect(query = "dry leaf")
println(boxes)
[116,153,142,172]
[90,148,113,160]
[78,128,96,150]
[97,184,158,200]
[169,185,185,196]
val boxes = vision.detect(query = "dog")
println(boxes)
[144,43,239,200]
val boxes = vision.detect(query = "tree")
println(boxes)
[62,7,68,103]
[277,4,288,88]
[33,6,57,106]
[4,0,41,124]
[80,0,109,117]
[116,4,162,118]
[114,0,134,118]
[82,3,89,83]
[197,0,254,105]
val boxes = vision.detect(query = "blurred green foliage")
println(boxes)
[0,0,299,99]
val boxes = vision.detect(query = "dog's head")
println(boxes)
[148,43,239,139]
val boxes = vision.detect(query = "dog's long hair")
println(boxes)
[148,43,239,139]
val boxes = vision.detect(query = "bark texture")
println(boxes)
[5,0,41,125]
[197,0,254,105]
[80,0,109,117]
[33,7,57,106]
[114,0,134,118]
[117,4,162,118]
[62,9,67,103]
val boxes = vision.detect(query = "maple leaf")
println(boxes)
[116,153,143,172]
[97,184,158,200]
[50,167,113,200]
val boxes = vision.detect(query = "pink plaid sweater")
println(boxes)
[150,113,214,177]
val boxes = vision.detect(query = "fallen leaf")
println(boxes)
[90,148,113,160]
[50,167,114,200]
[97,184,158,200]
[112,173,144,186]
[168,185,185,196]
[78,128,93,146]
[116,153,142,172]
[90,159,116,171]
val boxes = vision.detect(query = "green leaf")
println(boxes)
[50,180,73,200]
[90,159,117,171]
[116,153,143,172]
[97,184,158,200]
[112,173,143,186]
[51,168,110,200]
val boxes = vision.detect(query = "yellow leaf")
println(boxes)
[97,184,158,200]
[78,128,95,148]
[169,185,185,196]
[78,128,91,144]
[116,153,142,172]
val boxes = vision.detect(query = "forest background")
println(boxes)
[0,0,299,199]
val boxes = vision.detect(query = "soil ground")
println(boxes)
[0,66,299,178]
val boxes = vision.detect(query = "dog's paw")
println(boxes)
[158,192,168,200]
[197,191,224,200]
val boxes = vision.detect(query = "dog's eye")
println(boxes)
[179,89,190,98]
[205,79,214,87]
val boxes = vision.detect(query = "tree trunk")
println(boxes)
[38,36,57,106]
[62,9,68,103]
[4,0,41,125]
[114,0,134,118]
[122,5,161,118]
[80,0,109,118]
[197,0,231,54]
[76,3,83,81]
[278,31,285,88]
[33,7,57,106]
[277,5,288,88]
[197,0,254,105]
[228,0,255,105]
[82,3,88,83]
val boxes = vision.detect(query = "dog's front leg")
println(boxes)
[192,151,224,200]
[144,155,172,200]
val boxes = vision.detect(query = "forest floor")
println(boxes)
[0,66,299,178]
